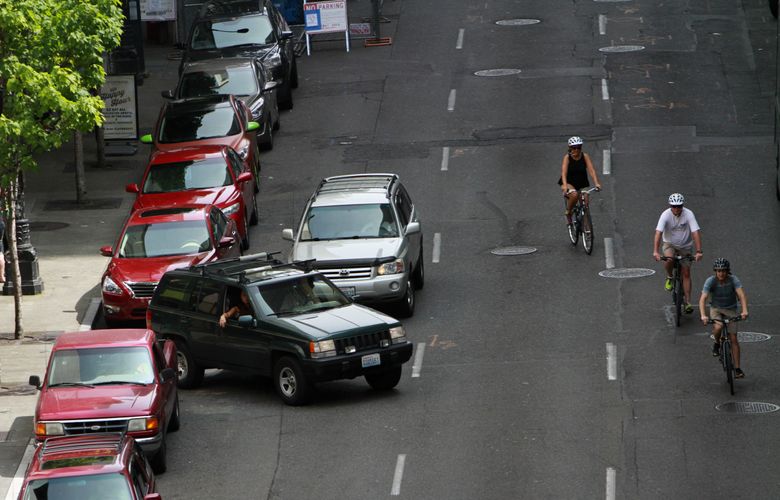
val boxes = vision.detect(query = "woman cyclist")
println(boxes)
[558,136,602,225]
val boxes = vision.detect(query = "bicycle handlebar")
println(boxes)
[707,316,744,325]
[660,255,695,262]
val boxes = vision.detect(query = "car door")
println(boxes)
[152,341,176,425]
[227,147,254,209]
[395,185,421,267]
[187,278,226,365]
[219,285,271,373]
[210,207,240,258]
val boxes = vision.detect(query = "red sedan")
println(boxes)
[100,205,240,325]
[126,145,257,250]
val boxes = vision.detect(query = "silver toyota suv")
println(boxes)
[282,174,423,317]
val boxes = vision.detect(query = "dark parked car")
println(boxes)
[181,0,298,110]
[18,433,163,500]
[166,58,279,150]
[146,253,413,405]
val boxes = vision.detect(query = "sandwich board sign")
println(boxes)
[304,1,350,54]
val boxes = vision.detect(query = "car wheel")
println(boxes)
[273,356,312,406]
[168,395,180,432]
[365,365,402,390]
[250,193,259,226]
[771,0,778,18]
[273,110,280,131]
[259,117,273,151]
[241,213,250,251]
[279,82,293,110]
[253,149,261,193]
[413,248,424,290]
[174,340,204,389]
[291,59,299,89]
[395,278,415,318]
[150,435,167,474]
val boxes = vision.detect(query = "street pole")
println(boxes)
[2,171,44,296]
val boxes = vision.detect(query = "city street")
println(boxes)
[3,0,780,498]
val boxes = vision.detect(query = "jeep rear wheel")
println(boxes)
[365,365,402,391]
[273,356,312,406]
[174,340,204,389]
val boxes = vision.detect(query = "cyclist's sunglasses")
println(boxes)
[669,204,683,208]
[569,145,582,150]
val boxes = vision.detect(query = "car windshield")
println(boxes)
[143,158,231,193]
[24,473,133,500]
[255,275,350,316]
[190,15,274,50]
[47,346,154,386]
[159,106,241,143]
[301,204,399,240]
[179,66,259,98]
[118,221,211,258]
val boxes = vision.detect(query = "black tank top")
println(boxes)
[565,154,589,189]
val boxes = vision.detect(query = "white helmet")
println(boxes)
[668,193,685,206]
[567,136,583,147]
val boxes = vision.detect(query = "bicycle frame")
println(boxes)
[565,187,599,254]
[660,254,694,326]
[709,315,743,395]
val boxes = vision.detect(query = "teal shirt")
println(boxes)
[702,274,742,309]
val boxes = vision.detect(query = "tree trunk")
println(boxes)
[95,126,105,168]
[74,131,86,203]
[4,174,24,339]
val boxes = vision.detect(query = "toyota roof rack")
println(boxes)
[314,173,398,200]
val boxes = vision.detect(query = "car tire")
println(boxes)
[395,278,415,318]
[412,249,424,290]
[168,395,180,432]
[253,150,261,194]
[150,435,167,474]
[279,82,293,110]
[259,117,274,151]
[771,0,778,18]
[273,111,280,131]
[174,340,204,389]
[250,193,259,226]
[291,59,299,89]
[273,356,312,406]
[365,365,402,391]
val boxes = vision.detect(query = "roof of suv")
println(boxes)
[311,174,399,207]
[26,433,131,479]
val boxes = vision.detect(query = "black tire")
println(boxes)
[249,193,258,226]
[673,276,682,327]
[581,209,594,255]
[150,436,167,474]
[273,356,312,406]
[167,395,180,432]
[259,117,274,151]
[241,222,250,251]
[568,212,579,245]
[365,365,402,391]
[771,0,778,18]
[279,82,293,110]
[395,278,415,318]
[290,59,299,89]
[253,149,261,194]
[174,340,204,389]
[412,248,424,290]
[723,341,735,395]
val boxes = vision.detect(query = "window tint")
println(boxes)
[396,185,413,226]
[143,158,231,193]
[159,106,241,143]
[152,342,166,373]
[47,347,155,386]
[118,221,211,258]
[210,208,229,242]
[24,474,133,500]
[302,204,398,240]
[257,275,349,316]
[179,66,259,98]
[193,280,224,316]
[226,148,244,178]
[155,276,194,309]
[190,15,275,50]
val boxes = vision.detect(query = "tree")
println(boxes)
[0,0,124,338]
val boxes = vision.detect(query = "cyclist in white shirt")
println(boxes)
[652,193,703,313]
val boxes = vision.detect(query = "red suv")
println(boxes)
[100,204,240,324]
[126,145,257,251]
[18,433,162,500]
[29,329,179,473]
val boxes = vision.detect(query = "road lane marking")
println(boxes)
[391,454,407,495]
[411,343,425,378]
[441,147,450,171]
[602,148,611,175]
[606,343,617,380]
[79,297,101,331]
[432,233,441,263]
[599,14,607,35]
[456,28,465,49]
[4,439,35,500]
[604,237,615,269]
[447,89,456,111]
[601,79,610,101]
[606,467,616,500]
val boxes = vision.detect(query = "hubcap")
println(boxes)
[279,367,296,397]
[176,351,188,379]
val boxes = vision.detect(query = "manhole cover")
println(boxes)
[491,246,537,256]
[738,332,772,343]
[495,19,540,26]
[28,221,70,231]
[474,69,522,77]
[599,268,656,279]
[599,45,646,53]
[715,402,780,414]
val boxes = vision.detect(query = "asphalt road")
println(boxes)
[153,1,780,498]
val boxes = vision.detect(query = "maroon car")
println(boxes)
[126,145,258,250]
[100,205,240,325]
[28,329,179,474]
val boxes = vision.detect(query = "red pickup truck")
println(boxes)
[29,329,179,473]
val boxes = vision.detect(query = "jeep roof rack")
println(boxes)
[189,252,317,284]
[314,173,398,200]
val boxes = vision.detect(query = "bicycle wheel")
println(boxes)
[581,208,594,255]
[567,209,578,245]
[723,341,734,395]
[673,274,682,327]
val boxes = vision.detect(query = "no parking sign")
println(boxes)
[304,0,350,53]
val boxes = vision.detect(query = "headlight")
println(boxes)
[310,340,336,358]
[264,48,282,69]
[128,417,159,433]
[35,422,64,437]
[221,202,241,216]
[102,276,124,295]
[378,259,405,276]
[389,326,406,344]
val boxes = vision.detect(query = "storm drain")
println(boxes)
[474,69,522,77]
[599,268,655,279]
[706,332,772,343]
[715,402,780,414]
[495,19,540,26]
[490,246,537,256]
[599,45,645,53]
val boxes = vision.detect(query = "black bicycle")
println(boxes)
[708,316,744,395]
[566,187,599,255]
[660,254,694,327]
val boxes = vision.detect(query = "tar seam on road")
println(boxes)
[411,343,425,378]
[601,79,610,101]
[456,28,465,49]
[606,343,617,381]
[441,147,450,171]
[599,14,607,35]
[447,89,456,111]
[602,149,611,175]
[604,237,615,269]
[432,233,441,263]
[391,454,406,495]
[4,438,35,500]
[606,467,616,500]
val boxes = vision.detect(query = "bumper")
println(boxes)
[102,295,151,321]
[301,342,413,383]
[331,274,409,304]
[135,431,163,455]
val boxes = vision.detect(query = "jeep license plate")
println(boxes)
[341,286,356,297]
[361,353,381,368]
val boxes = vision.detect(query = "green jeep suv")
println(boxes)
[146,253,412,405]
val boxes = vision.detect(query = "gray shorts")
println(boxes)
[710,307,739,335]
[662,243,693,267]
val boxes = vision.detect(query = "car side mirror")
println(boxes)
[263,81,278,91]
[281,228,294,241]
[238,315,256,328]
[161,90,174,99]
[144,494,163,500]
[140,134,153,144]
[160,367,176,382]
[247,121,260,132]
[405,221,421,235]
[125,183,140,193]
[100,245,113,257]
[281,29,293,40]
[237,172,252,183]
[29,375,41,389]
[219,236,236,248]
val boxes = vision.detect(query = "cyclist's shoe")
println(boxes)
[684,303,694,314]
[664,277,673,291]
[735,368,745,379]
[712,342,720,357]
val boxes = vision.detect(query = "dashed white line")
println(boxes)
[604,237,615,269]
[441,147,450,171]
[606,467,616,500]
[4,439,35,500]
[391,454,407,495]
[432,233,441,263]
[606,343,617,381]
[456,28,465,49]
[411,343,425,378]
[602,149,611,175]
[447,89,457,111]
[599,14,607,35]
[79,297,101,331]
[601,79,610,101]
